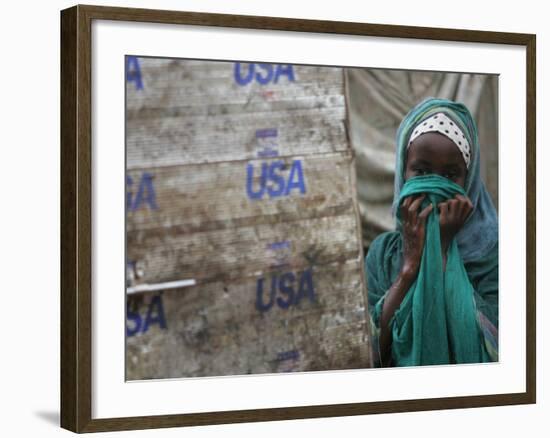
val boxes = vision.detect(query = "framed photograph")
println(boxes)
[60,4,536,433]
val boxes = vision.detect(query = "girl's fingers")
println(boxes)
[439,201,449,223]
[454,196,473,223]
[447,199,459,217]
[402,195,423,223]
[408,194,426,214]
[455,194,467,202]
[418,203,433,222]
[455,194,473,208]
[401,196,412,218]
[455,195,473,222]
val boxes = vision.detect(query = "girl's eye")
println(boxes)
[444,173,457,180]
[415,168,429,175]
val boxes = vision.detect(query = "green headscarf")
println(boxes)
[365,98,499,367]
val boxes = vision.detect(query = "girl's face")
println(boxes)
[404,132,467,188]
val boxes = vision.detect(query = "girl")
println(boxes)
[365,98,498,367]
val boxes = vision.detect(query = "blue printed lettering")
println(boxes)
[256,269,315,313]
[255,276,277,312]
[256,128,279,158]
[126,303,142,337]
[126,56,143,90]
[128,172,158,211]
[246,160,307,200]
[255,63,274,85]
[143,295,167,332]
[276,349,300,361]
[256,128,278,138]
[295,269,315,305]
[246,162,268,200]
[126,175,134,210]
[285,160,306,195]
[234,62,254,86]
[276,272,295,309]
[235,63,295,86]
[267,161,286,197]
[274,64,295,83]
[127,294,168,337]
[267,241,290,250]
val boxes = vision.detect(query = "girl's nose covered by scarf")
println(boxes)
[392,174,490,366]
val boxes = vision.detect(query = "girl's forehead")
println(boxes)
[406,132,466,165]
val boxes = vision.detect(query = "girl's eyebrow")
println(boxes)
[443,163,463,171]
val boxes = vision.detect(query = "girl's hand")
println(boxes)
[438,194,473,252]
[400,194,433,280]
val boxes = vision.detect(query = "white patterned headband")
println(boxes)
[407,112,471,169]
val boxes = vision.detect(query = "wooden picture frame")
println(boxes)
[60,4,536,433]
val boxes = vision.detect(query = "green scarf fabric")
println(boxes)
[389,174,490,366]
